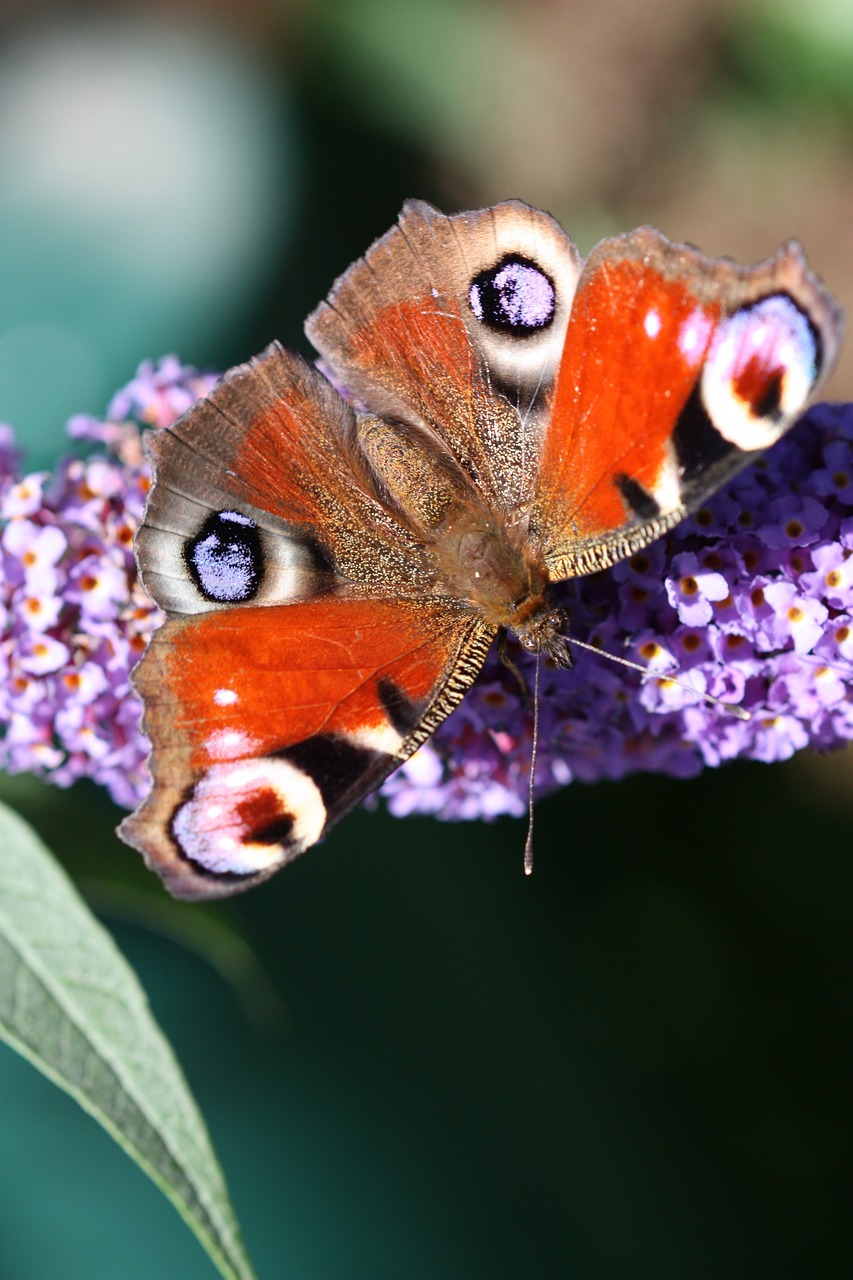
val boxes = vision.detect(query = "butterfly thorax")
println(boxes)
[358,414,570,662]
[427,505,571,666]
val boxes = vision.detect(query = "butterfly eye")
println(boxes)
[469,254,556,335]
[701,294,820,451]
[184,509,263,603]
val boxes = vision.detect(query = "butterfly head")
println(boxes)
[512,603,574,668]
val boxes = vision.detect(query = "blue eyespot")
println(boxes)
[185,510,262,603]
[469,254,556,335]
[700,293,819,452]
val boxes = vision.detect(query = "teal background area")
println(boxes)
[2,758,853,1279]
[1,2,853,1277]
[0,15,295,466]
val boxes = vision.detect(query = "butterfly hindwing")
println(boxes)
[307,200,583,514]
[137,341,427,617]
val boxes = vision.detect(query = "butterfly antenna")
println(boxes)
[564,635,751,722]
[524,648,541,876]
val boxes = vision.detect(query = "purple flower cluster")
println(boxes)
[1,356,852,825]
[0,359,217,808]
[383,403,853,820]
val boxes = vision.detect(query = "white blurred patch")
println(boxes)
[0,14,295,446]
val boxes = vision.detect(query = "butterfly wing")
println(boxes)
[136,341,429,614]
[120,595,491,899]
[122,342,495,898]
[307,199,583,514]
[532,228,843,577]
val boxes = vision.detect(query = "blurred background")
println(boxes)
[1,1,853,1276]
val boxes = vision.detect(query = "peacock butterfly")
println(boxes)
[118,201,843,898]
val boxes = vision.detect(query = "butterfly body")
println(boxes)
[119,201,842,898]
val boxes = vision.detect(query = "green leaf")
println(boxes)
[0,801,257,1280]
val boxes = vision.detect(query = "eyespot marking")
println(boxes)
[185,510,263,603]
[469,254,556,335]
[678,309,714,364]
[701,294,820,451]
[282,735,381,810]
[172,757,326,876]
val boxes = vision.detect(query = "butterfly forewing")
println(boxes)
[120,596,493,898]
[534,229,842,578]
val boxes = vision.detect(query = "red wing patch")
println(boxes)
[143,343,423,593]
[535,229,837,578]
[120,595,493,899]
[537,247,719,548]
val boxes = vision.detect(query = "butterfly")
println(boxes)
[118,200,842,899]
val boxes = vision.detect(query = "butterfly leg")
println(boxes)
[497,629,535,706]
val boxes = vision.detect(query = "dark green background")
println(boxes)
[2,757,852,1279]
